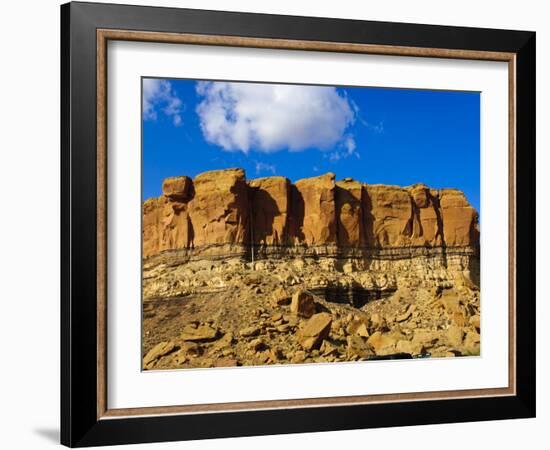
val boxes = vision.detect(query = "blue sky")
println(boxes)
[142,78,480,212]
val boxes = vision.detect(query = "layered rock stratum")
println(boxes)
[144,168,479,255]
[142,169,480,370]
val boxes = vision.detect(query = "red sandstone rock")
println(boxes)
[143,197,163,258]
[142,196,192,258]
[290,290,316,318]
[142,169,479,258]
[407,184,444,246]
[187,168,249,247]
[162,176,193,201]
[439,189,479,246]
[335,179,364,247]
[248,176,290,245]
[364,184,414,247]
[293,173,337,245]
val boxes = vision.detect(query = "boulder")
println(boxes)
[367,331,398,355]
[346,317,370,337]
[290,290,316,318]
[271,287,292,306]
[289,350,307,363]
[412,330,440,349]
[178,341,202,357]
[463,330,481,355]
[355,323,370,338]
[171,349,189,366]
[452,311,466,327]
[214,358,239,367]
[446,325,464,347]
[298,312,332,350]
[239,326,261,337]
[320,340,339,356]
[396,304,414,322]
[143,341,177,367]
[396,339,424,355]
[470,314,481,331]
[440,296,464,316]
[346,335,374,359]
[180,324,219,341]
[162,176,193,201]
[271,312,283,322]
[249,338,268,352]
[369,313,387,332]
[211,332,234,350]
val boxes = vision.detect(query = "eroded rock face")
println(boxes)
[249,176,290,245]
[293,173,337,245]
[407,184,444,247]
[143,169,479,258]
[336,179,364,247]
[364,184,416,247]
[142,170,481,370]
[143,196,192,257]
[187,168,250,247]
[439,189,480,247]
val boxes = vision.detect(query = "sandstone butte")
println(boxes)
[142,168,479,259]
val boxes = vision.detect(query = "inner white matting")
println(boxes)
[107,40,510,410]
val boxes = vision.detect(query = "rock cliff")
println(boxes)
[143,168,479,258]
[142,169,481,369]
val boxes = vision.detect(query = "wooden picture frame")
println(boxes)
[61,1,535,447]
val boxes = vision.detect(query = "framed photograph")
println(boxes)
[61,1,536,447]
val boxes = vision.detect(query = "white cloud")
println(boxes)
[344,135,357,154]
[358,116,384,134]
[328,152,341,162]
[327,134,359,162]
[196,81,356,153]
[143,79,183,126]
[172,115,182,126]
[255,162,277,175]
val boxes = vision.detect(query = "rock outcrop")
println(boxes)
[335,178,365,247]
[162,176,193,201]
[143,168,479,258]
[142,196,192,256]
[293,173,338,245]
[248,176,290,246]
[142,169,481,370]
[188,168,250,247]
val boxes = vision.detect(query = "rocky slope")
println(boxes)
[142,169,480,369]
